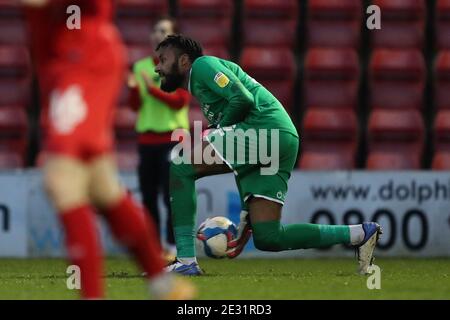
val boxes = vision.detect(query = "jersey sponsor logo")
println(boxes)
[214,72,230,88]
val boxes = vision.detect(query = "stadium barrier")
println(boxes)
[0,170,449,258]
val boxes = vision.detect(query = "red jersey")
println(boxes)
[25,0,121,74]
[24,0,127,160]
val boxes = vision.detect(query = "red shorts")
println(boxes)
[39,26,126,162]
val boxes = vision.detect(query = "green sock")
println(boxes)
[170,162,197,258]
[252,220,350,252]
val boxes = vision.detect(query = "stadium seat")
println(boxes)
[0,19,27,45]
[115,0,168,19]
[299,108,358,170]
[366,109,424,169]
[0,45,30,78]
[433,110,450,144]
[240,48,295,80]
[178,0,232,50]
[0,106,27,133]
[179,0,232,19]
[257,79,294,112]
[436,0,450,49]
[372,0,425,49]
[435,50,450,109]
[369,49,425,110]
[115,141,138,171]
[308,0,363,48]
[242,0,298,48]
[243,20,297,48]
[304,48,360,109]
[126,45,153,66]
[432,110,450,169]
[0,151,23,168]
[202,45,230,60]
[240,48,295,111]
[0,106,28,157]
[243,0,298,19]
[115,107,137,139]
[0,0,22,18]
[0,80,30,108]
[116,19,152,45]
[179,19,230,49]
[431,152,450,170]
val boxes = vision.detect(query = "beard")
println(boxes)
[160,64,185,92]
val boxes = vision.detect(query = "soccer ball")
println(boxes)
[196,216,238,259]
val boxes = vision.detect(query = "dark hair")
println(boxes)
[156,34,203,63]
[154,15,179,34]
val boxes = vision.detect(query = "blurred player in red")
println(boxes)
[22,0,195,299]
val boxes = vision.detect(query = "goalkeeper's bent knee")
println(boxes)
[252,220,285,252]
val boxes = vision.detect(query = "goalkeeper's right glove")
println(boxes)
[226,210,252,259]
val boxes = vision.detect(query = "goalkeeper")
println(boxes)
[156,35,382,276]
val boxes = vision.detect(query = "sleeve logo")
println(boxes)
[214,72,230,88]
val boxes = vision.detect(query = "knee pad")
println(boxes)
[252,221,284,252]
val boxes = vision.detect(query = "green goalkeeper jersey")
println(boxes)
[189,56,298,137]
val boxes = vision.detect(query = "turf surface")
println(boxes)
[0,258,449,300]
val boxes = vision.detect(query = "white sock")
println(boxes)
[178,257,197,265]
[349,225,365,245]
[165,244,177,256]
[149,273,173,298]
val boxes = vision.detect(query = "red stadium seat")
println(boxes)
[240,48,295,111]
[243,0,298,19]
[0,0,22,18]
[431,152,450,170]
[243,20,297,48]
[300,108,358,170]
[0,80,30,108]
[0,19,27,45]
[308,0,363,48]
[432,110,450,169]
[115,0,168,19]
[435,50,450,109]
[242,0,298,48]
[257,80,294,113]
[304,48,360,109]
[115,141,138,171]
[0,106,27,133]
[115,107,137,139]
[366,109,424,169]
[0,45,30,78]
[116,19,152,45]
[202,45,230,60]
[0,106,28,157]
[179,19,230,48]
[369,49,425,110]
[372,0,425,49]
[179,0,232,19]
[436,0,450,49]
[0,151,23,168]
[240,48,295,81]
[126,45,153,66]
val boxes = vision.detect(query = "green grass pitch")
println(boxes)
[0,258,449,299]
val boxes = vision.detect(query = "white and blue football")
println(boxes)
[196,216,238,259]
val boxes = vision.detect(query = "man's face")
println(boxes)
[150,20,174,49]
[155,46,186,92]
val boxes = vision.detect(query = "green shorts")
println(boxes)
[204,123,299,205]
